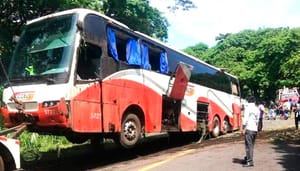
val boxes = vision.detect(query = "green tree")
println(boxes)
[102,0,169,41]
[185,27,300,101]
[167,0,196,11]
[184,42,208,58]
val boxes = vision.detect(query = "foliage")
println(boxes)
[19,131,72,161]
[167,0,197,12]
[183,42,208,58]
[185,27,300,101]
[102,0,169,41]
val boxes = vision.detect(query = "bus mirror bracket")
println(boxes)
[77,20,83,31]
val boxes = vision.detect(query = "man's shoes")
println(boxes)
[242,156,247,164]
[243,162,254,167]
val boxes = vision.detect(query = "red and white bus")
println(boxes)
[1,8,241,148]
[277,87,299,105]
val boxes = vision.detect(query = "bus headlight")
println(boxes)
[42,101,59,108]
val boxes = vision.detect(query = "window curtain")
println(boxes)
[141,43,151,70]
[160,52,168,74]
[126,38,141,65]
[107,27,119,61]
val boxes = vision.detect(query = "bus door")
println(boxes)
[71,14,106,133]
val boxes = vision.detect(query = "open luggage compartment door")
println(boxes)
[167,62,193,100]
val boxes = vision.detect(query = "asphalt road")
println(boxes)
[95,118,300,171]
[22,118,299,171]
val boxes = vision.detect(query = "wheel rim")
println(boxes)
[223,120,229,133]
[124,120,137,141]
[213,122,219,135]
[212,117,220,137]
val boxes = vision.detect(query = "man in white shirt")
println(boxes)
[242,96,260,167]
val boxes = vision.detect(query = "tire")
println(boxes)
[119,113,141,149]
[0,152,15,171]
[0,155,4,171]
[211,116,220,138]
[222,118,230,134]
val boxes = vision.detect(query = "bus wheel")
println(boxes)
[0,151,16,171]
[0,155,4,171]
[211,116,220,138]
[222,118,230,134]
[120,113,141,149]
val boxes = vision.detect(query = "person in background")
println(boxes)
[295,98,300,130]
[258,101,265,131]
[283,99,291,119]
[276,102,283,119]
[268,100,276,120]
[242,96,260,167]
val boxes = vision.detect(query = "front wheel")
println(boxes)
[119,113,142,149]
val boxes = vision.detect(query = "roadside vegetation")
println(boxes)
[19,131,72,161]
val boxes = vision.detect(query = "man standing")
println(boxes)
[242,96,260,167]
[258,102,265,131]
[295,99,300,130]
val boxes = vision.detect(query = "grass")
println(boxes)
[14,131,74,161]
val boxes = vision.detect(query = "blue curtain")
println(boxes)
[126,38,141,65]
[160,52,168,74]
[107,27,119,61]
[141,43,151,70]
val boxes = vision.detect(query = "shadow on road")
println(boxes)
[21,133,195,171]
[270,128,300,171]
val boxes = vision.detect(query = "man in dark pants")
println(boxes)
[295,99,300,130]
[242,96,260,167]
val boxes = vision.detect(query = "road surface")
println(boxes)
[96,119,300,171]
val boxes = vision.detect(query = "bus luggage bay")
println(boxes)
[1,8,241,148]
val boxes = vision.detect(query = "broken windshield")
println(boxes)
[8,13,78,84]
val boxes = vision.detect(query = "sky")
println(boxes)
[150,0,300,50]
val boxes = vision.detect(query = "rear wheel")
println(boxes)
[211,116,220,138]
[119,113,142,148]
[222,118,230,134]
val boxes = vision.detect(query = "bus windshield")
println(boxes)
[8,14,78,84]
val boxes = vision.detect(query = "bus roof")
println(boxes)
[26,8,129,29]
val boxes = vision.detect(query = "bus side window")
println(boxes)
[107,26,135,69]
[148,46,168,74]
[77,42,102,80]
